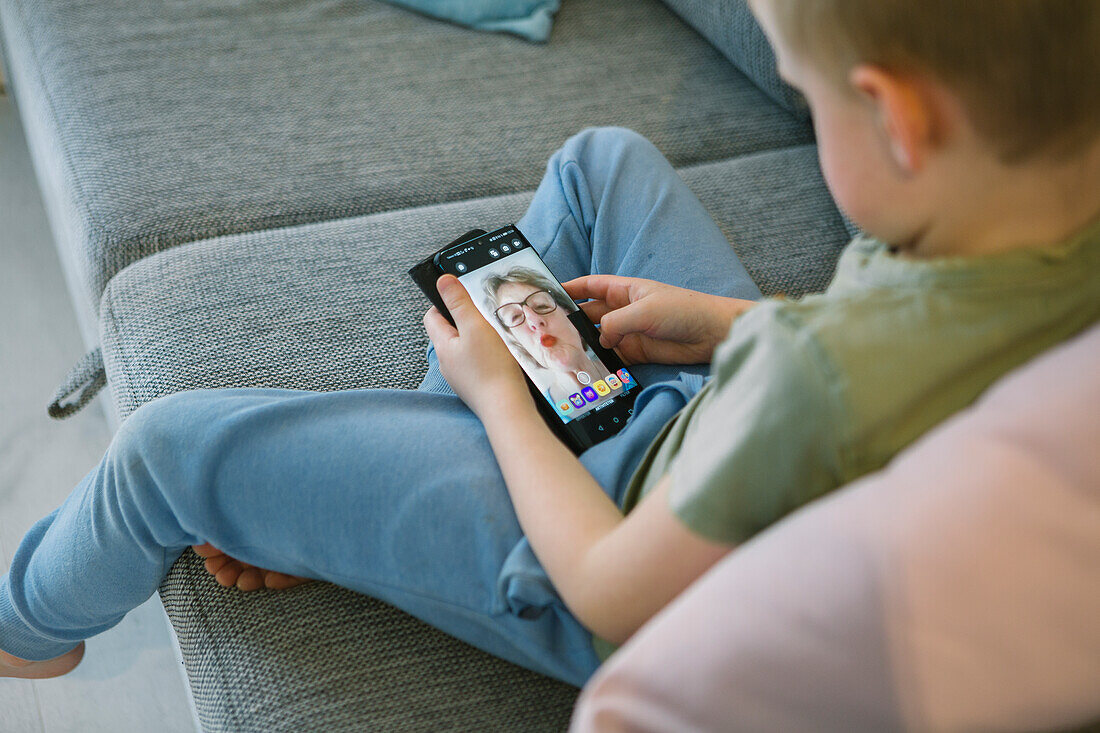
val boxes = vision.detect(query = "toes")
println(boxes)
[0,642,85,680]
[191,543,224,559]
[196,547,311,593]
[264,572,312,590]
[203,554,232,575]
[214,560,246,588]
[236,568,265,592]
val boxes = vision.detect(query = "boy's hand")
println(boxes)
[563,275,755,365]
[423,274,530,418]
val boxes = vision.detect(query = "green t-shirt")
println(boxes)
[592,218,1100,662]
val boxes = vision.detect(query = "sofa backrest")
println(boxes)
[659,0,809,119]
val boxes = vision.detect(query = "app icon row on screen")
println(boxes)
[556,370,634,415]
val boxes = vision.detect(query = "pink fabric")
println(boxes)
[571,322,1100,732]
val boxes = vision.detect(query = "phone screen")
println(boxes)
[436,227,639,427]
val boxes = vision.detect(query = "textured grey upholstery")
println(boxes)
[660,0,809,118]
[160,556,581,732]
[98,145,849,731]
[0,0,812,330]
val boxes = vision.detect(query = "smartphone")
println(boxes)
[409,225,641,454]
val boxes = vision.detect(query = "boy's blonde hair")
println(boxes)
[765,0,1100,163]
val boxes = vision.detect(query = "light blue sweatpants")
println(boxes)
[0,128,761,687]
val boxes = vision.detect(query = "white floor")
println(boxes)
[0,88,198,731]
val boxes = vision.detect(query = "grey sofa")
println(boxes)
[1,0,851,729]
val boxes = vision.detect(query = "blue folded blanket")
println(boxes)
[387,0,561,42]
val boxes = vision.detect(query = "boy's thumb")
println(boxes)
[437,275,474,320]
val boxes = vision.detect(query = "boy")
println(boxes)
[3,0,1098,690]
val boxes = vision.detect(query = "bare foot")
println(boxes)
[0,642,85,679]
[191,544,312,592]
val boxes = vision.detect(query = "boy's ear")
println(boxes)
[849,65,937,175]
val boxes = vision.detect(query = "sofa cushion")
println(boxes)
[0,0,812,331]
[571,322,1100,732]
[660,0,808,118]
[98,145,847,731]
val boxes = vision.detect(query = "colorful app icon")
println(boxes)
[616,369,634,386]
[558,400,573,414]
[581,386,599,403]
[569,393,587,408]
[605,374,622,390]
[593,379,610,396]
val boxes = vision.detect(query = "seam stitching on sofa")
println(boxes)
[99,289,134,419]
[7,0,118,277]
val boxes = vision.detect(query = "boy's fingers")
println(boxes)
[579,299,611,324]
[423,307,458,345]
[562,275,598,300]
[563,274,635,302]
[599,301,652,347]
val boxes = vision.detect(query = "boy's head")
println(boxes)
[748,0,1100,252]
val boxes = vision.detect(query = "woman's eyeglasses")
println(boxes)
[494,290,558,328]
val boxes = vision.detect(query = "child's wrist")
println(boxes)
[715,296,754,337]
[480,394,555,465]
[474,383,536,424]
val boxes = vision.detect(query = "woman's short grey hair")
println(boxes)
[483,266,575,312]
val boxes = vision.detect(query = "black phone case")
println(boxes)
[408,227,637,456]
[408,228,486,327]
